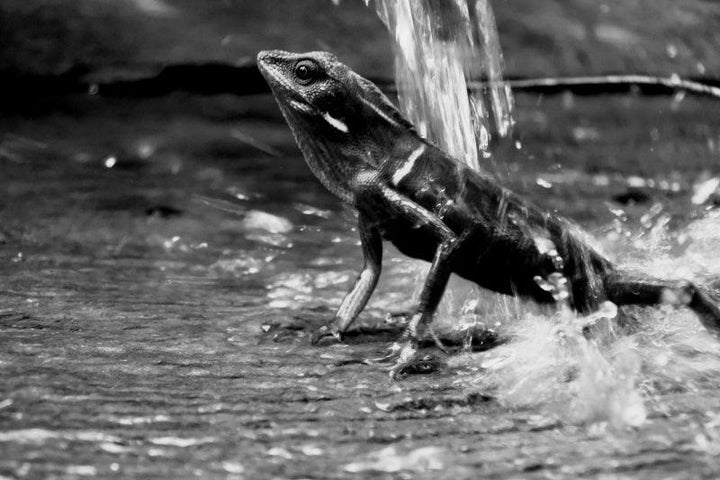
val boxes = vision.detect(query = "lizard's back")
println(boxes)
[378,140,614,311]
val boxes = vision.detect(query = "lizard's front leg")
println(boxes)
[311,213,382,344]
[343,171,487,377]
[313,170,455,347]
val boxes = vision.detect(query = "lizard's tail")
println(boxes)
[603,271,720,340]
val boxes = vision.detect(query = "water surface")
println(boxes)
[1,91,720,478]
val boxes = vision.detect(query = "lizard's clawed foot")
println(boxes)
[388,339,422,379]
[310,323,343,345]
[365,341,403,366]
[365,339,441,379]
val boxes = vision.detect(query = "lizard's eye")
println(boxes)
[294,60,318,85]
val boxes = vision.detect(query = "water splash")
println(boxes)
[450,209,720,428]
[366,0,514,168]
[455,305,647,428]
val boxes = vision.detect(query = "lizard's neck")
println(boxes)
[354,118,424,165]
[280,96,424,205]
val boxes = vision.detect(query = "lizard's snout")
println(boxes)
[256,50,283,84]
[256,50,295,83]
[256,50,274,75]
[256,50,294,68]
[256,50,273,67]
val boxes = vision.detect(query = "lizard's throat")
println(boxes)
[276,102,360,204]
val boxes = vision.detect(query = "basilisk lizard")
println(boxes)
[257,50,720,378]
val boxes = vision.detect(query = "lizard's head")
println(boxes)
[257,50,418,203]
[257,50,364,136]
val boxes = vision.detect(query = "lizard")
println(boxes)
[256,49,720,378]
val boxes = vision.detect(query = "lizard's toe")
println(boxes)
[366,336,445,378]
[388,340,442,379]
[310,323,342,345]
[370,339,441,379]
[364,342,403,366]
[387,340,419,379]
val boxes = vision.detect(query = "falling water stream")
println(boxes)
[366,0,513,167]
[365,0,720,429]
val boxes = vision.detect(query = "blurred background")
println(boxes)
[2,0,720,87]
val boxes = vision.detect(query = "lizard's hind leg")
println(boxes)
[380,225,486,378]
[603,271,720,339]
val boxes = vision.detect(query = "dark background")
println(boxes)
[3,0,720,82]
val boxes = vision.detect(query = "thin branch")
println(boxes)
[470,75,720,99]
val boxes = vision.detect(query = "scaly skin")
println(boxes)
[257,50,720,378]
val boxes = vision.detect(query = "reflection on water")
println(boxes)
[1,92,719,477]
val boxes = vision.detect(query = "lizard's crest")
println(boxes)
[257,50,421,203]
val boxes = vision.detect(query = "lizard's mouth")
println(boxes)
[257,50,317,116]
[285,99,316,115]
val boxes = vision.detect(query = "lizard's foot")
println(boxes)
[365,339,440,379]
[681,282,720,339]
[310,322,343,345]
[387,339,421,379]
[364,341,403,366]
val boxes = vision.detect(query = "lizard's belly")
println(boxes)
[456,237,557,299]
[383,218,557,301]
[381,222,442,263]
